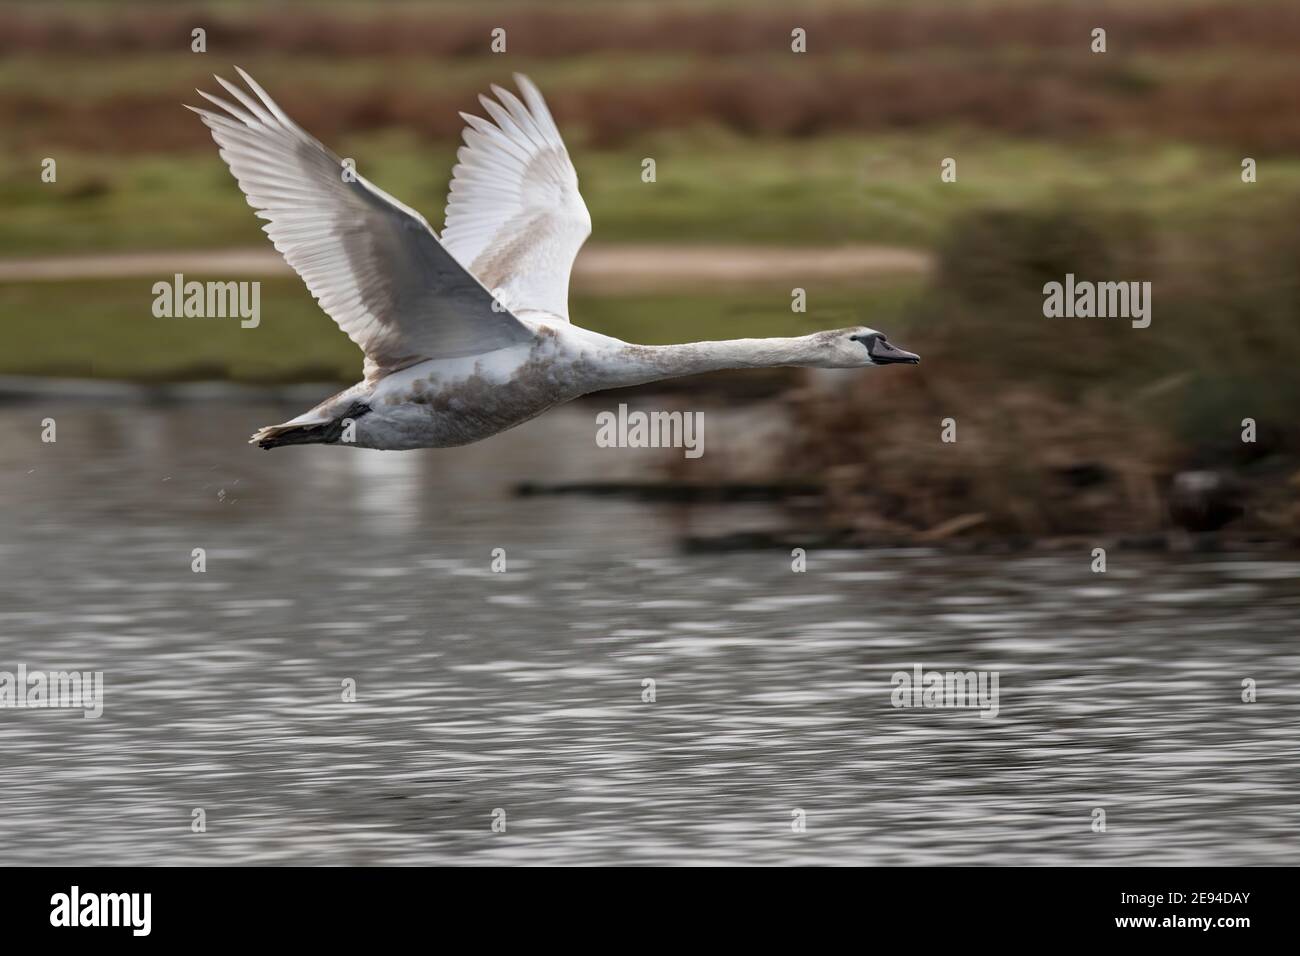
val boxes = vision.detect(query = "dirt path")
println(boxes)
[0,244,931,288]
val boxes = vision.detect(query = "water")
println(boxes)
[1,398,1298,865]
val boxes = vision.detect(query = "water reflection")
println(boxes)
[0,400,1297,864]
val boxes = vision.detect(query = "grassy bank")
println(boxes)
[4,0,1300,257]
[5,131,1297,257]
[0,277,919,382]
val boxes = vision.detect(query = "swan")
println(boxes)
[189,69,920,450]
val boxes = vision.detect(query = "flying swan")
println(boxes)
[189,69,920,450]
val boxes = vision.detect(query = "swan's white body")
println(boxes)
[190,69,918,451]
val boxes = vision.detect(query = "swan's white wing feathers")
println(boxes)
[442,74,591,321]
[191,68,534,381]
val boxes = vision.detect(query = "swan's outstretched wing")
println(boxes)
[190,68,534,381]
[442,74,592,322]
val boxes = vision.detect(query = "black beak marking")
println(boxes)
[851,333,920,365]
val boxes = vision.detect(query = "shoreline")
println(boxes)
[9,376,1290,553]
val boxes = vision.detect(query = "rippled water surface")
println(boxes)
[1,400,1298,865]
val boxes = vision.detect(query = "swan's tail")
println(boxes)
[250,420,336,449]
[250,399,372,450]
[248,392,374,447]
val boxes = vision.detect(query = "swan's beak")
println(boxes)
[868,337,920,366]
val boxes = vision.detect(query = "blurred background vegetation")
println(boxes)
[1,0,1297,539]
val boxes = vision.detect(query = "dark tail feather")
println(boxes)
[250,400,371,450]
[253,423,334,449]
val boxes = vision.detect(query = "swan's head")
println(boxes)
[816,327,920,369]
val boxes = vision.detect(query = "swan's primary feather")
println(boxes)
[442,73,592,321]
[189,67,535,382]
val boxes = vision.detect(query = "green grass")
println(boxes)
[0,277,921,381]
[5,130,1297,256]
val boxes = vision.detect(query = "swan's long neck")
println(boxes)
[588,335,829,390]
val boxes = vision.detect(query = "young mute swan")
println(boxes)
[189,69,920,451]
